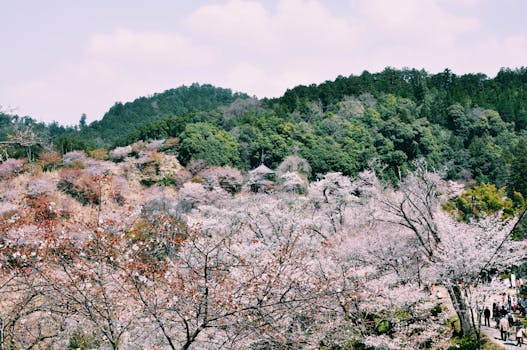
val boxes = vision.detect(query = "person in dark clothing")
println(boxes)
[493,303,500,328]
[484,306,491,327]
[501,305,508,317]
[508,313,514,330]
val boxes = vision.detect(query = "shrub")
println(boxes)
[447,332,494,350]
[146,139,165,151]
[68,328,100,350]
[84,159,116,176]
[373,317,393,335]
[38,151,62,171]
[198,166,244,194]
[57,169,101,205]
[278,171,308,194]
[177,182,208,212]
[277,155,312,177]
[26,194,59,222]
[110,176,128,205]
[88,148,109,160]
[26,178,55,199]
[430,304,443,317]
[159,137,179,154]
[0,202,18,219]
[149,150,163,166]
[140,178,156,187]
[109,145,132,162]
[0,158,26,179]
[63,150,87,166]
[131,140,147,155]
[172,170,192,188]
[186,158,207,175]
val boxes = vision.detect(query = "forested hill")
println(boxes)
[3,68,527,350]
[2,67,527,196]
[59,84,248,149]
[112,67,527,194]
[270,67,527,129]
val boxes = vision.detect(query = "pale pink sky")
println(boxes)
[1,0,526,125]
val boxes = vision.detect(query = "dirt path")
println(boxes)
[481,324,524,349]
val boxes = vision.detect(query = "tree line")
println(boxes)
[2,68,527,196]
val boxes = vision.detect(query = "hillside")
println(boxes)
[271,67,527,129]
[58,83,248,149]
[2,65,527,347]
[0,138,524,349]
[2,68,527,199]
[113,68,527,198]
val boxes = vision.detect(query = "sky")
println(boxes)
[1,0,526,126]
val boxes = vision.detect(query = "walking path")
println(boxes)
[481,325,524,349]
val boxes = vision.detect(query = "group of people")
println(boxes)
[484,301,527,346]
[502,293,527,317]
[498,313,526,346]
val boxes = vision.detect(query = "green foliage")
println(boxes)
[68,328,100,350]
[301,137,358,177]
[447,333,500,350]
[444,183,525,222]
[509,138,527,196]
[178,122,240,167]
[430,304,443,317]
[373,317,393,335]
[3,68,527,194]
[319,339,376,350]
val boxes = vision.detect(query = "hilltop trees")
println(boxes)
[79,84,248,147]
[3,68,527,196]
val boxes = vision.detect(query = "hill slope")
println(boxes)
[62,83,248,149]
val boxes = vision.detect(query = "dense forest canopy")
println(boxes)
[2,67,527,191]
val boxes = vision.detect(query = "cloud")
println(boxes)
[355,0,479,41]
[1,0,526,125]
[438,0,481,8]
[88,28,216,66]
[6,61,125,126]
[186,0,359,58]
[459,35,527,74]
[3,29,218,124]
[183,0,361,96]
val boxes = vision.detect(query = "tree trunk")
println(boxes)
[445,283,473,336]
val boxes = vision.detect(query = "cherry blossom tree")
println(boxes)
[0,158,26,180]
[305,170,450,349]
[121,193,340,349]
[197,166,244,194]
[41,224,146,350]
[0,191,69,349]
[109,146,132,162]
[2,123,49,162]
[378,165,527,337]
[2,149,524,349]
